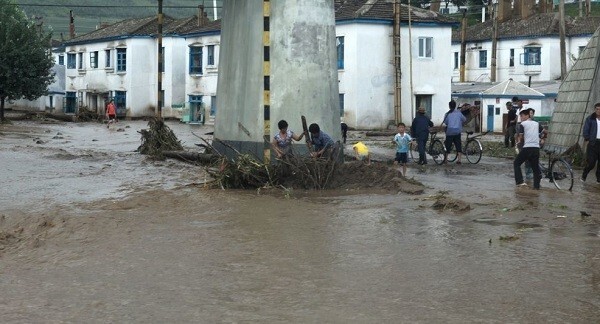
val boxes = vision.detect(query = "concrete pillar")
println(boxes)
[214,0,341,162]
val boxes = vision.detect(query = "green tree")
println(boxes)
[0,0,54,122]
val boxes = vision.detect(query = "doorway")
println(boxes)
[415,95,432,118]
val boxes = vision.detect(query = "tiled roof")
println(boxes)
[175,18,222,35]
[482,79,545,97]
[452,13,600,42]
[63,15,176,45]
[546,26,600,154]
[64,0,455,45]
[335,0,457,24]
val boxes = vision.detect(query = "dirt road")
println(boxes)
[1,119,599,322]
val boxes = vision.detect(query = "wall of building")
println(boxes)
[452,34,594,84]
[183,34,220,122]
[337,22,453,129]
[65,38,157,117]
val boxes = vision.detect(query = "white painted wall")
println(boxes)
[161,36,187,118]
[65,38,158,117]
[337,22,453,129]
[452,34,594,83]
[183,34,220,123]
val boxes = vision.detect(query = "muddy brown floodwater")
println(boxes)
[1,119,599,323]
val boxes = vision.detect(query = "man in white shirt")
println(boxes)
[514,108,542,189]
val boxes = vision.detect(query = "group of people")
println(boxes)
[270,120,336,160]
[270,99,600,188]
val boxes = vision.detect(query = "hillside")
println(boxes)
[17,0,223,38]
[16,1,599,40]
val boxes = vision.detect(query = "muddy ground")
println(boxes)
[1,118,599,322]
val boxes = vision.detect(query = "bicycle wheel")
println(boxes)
[550,158,574,191]
[409,141,419,164]
[430,139,446,165]
[445,138,457,162]
[465,139,483,164]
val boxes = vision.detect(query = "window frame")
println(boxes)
[116,48,127,72]
[479,50,488,68]
[336,36,345,69]
[105,49,112,68]
[77,52,84,70]
[453,52,459,70]
[207,45,215,66]
[58,54,64,66]
[90,51,98,69]
[189,46,203,74]
[509,48,514,67]
[67,53,76,69]
[418,37,433,59]
[523,47,541,66]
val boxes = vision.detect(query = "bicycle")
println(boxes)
[446,131,489,164]
[538,150,574,191]
[409,131,446,165]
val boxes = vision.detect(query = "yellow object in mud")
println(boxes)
[353,141,369,156]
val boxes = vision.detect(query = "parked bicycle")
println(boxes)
[446,131,489,164]
[538,150,574,191]
[409,131,446,165]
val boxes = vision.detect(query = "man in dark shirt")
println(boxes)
[411,106,434,164]
[308,123,336,159]
[505,101,517,148]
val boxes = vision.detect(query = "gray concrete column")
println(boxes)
[214,0,341,161]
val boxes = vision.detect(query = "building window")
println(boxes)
[90,51,98,68]
[509,48,514,67]
[116,48,127,72]
[77,52,83,69]
[479,50,487,68]
[105,49,112,68]
[453,52,458,69]
[578,46,586,57]
[114,91,126,116]
[67,53,76,69]
[336,36,344,69]
[524,47,541,65]
[418,37,433,58]
[210,95,217,116]
[339,93,344,117]
[58,54,64,66]
[189,95,203,123]
[189,46,203,74]
[65,92,77,114]
[159,46,165,73]
[207,45,215,66]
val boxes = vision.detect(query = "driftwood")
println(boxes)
[365,131,396,137]
[44,113,77,122]
[163,151,219,164]
[5,111,76,122]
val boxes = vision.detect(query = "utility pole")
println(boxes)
[490,1,498,82]
[559,0,567,79]
[393,0,402,124]
[157,0,163,119]
[459,9,466,82]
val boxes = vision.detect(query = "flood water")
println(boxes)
[1,120,599,322]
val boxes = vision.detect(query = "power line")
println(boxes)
[13,3,221,9]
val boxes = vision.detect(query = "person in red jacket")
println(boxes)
[106,99,117,128]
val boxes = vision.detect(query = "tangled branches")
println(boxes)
[137,118,184,159]
[207,144,341,190]
[76,107,101,122]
